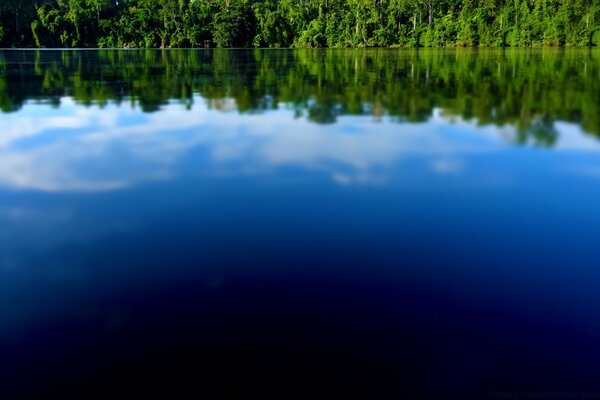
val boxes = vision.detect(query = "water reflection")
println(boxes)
[1,49,599,135]
[0,95,598,193]
[3,49,600,399]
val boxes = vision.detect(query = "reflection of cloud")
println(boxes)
[0,207,34,221]
[431,158,464,175]
[564,166,600,179]
[332,172,386,186]
[0,99,118,148]
[0,205,75,259]
[0,206,71,222]
[0,151,128,191]
[0,97,598,192]
[553,122,600,152]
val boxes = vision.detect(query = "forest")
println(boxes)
[0,0,598,48]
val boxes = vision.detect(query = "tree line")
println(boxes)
[1,48,599,147]
[0,0,598,48]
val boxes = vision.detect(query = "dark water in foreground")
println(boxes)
[1,49,600,399]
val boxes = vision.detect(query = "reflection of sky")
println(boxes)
[4,94,600,386]
[0,96,598,192]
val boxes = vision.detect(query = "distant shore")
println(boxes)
[1,1,598,49]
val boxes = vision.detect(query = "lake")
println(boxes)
[1,49,600,399]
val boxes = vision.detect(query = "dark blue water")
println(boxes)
[1,49,600,399]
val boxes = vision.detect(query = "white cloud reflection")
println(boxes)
[0,97,597,192]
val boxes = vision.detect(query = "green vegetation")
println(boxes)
[1,48,599,147]
[0,1,598,48]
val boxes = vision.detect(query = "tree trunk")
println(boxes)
[428,2,433,25]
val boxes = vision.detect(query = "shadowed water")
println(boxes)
[1,49,600,399]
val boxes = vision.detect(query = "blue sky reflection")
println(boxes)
[1,96,599,193]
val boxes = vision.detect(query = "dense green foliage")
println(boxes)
[0,1,598,48]
[1,48,599,147]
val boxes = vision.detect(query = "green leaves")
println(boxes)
[0,0,598,48]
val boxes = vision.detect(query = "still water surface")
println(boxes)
[1,49,600,399]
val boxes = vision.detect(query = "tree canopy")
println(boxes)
[0,0,598,48]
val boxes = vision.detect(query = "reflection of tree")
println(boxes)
[0,48,599,146]
[513,114,559,147]
[308,100,339,124]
